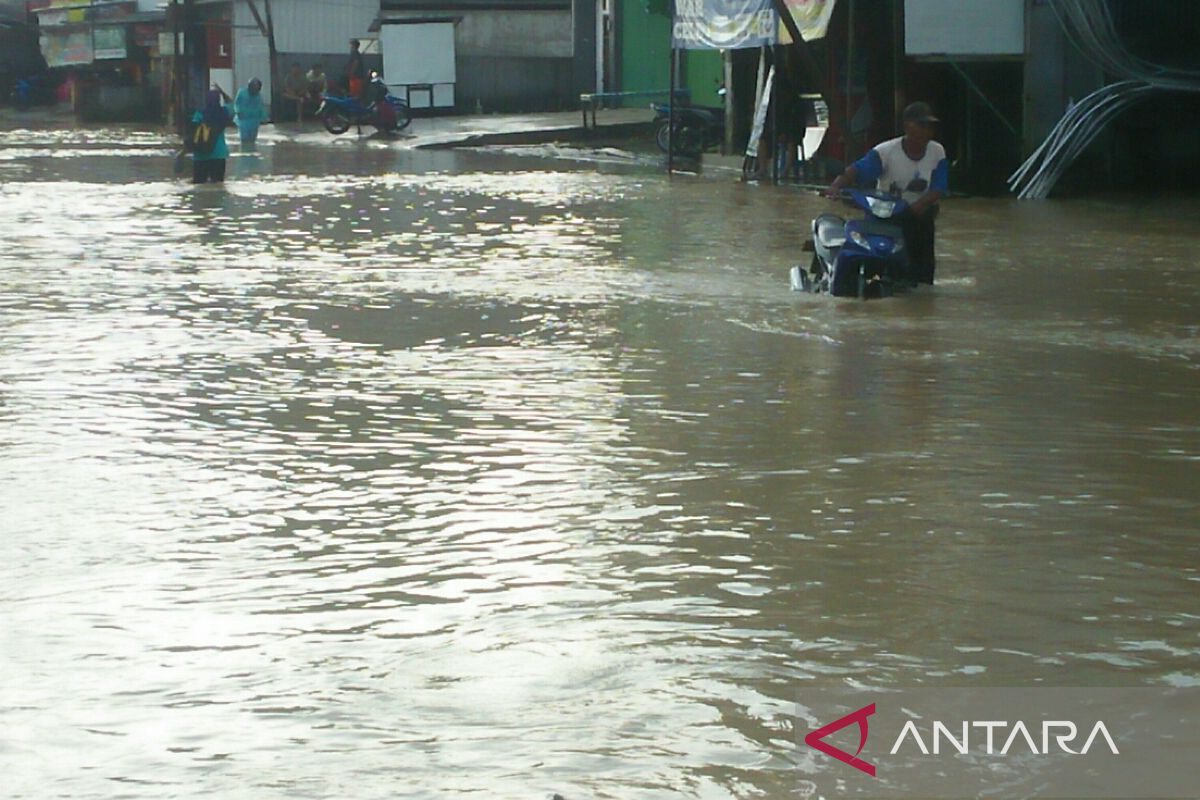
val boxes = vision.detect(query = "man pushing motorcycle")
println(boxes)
[826,101,948,285]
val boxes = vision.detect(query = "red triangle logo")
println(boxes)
[804,703,876,777]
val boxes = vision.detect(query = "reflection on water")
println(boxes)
[1,127,1197,799]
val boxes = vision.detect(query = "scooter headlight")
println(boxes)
[865,196,897,218]
[849,230,870,249]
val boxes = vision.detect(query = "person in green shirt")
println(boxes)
[190,88,233,184]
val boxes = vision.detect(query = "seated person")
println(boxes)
[281,63,307,121]
[305,63,328,102]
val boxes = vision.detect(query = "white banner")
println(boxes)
[672,0,777,50]
[779,0,837,43]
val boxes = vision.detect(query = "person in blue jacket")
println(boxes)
[191,88,233,184]
[233,78,267,145]
[827,101,949,284]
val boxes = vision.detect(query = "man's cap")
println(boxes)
[902,101,939,124]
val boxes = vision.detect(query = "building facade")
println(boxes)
[26,0,168,119]
[376,0,599,113]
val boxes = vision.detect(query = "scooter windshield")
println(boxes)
[846,189,908,219]
[864,195,899,218]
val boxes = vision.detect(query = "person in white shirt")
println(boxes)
[306,63,328,100]
[827,101,948,284]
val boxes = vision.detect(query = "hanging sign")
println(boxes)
[93,27,128,60]
[672,0,777,50]
[206,23,233,69]
[41,30,93,67]
[778,0,838,43]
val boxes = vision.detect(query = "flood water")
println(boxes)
[1,127,1198,800]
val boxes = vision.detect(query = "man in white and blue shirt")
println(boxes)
[827,102,949,284]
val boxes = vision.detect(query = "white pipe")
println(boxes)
[1013,0,1200,198]
[1011,80,1153,199]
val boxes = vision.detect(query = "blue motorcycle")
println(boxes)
[317,73,411,135]
[792,189,913,299]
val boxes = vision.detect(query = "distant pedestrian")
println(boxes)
[190,88,233,184]
[233,78,267,144]
[345,39,366,100]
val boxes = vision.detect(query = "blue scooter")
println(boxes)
[791,189,913,299]
[317,73,412,135]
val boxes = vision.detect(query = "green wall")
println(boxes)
[616,0,725,107]
[684,50,724,107]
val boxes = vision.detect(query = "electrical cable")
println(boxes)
[1010,0,1200,198]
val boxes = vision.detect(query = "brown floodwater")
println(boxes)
[1,127,1197,800]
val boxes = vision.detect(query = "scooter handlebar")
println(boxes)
[819,188,910,218]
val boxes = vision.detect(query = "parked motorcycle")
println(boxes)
[318,73,412,135]
[791,189,914,300]
[651,100,725,155]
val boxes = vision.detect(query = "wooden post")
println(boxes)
[182,0,195,116]
[769,0,843,152]
[169,0,182,130]
[243,0,268,37]
[668,44,677,175]
[893,0,904,130]
[845,0,854,158]
[723,49,734,156]
[770,47,778,183]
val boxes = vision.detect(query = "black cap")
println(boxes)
[902,101,939,124]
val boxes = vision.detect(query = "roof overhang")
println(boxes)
[368,14,462,33]
[380,0,569,10]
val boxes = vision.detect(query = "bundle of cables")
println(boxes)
[1008,0,1200,199]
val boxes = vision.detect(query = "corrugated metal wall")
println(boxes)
[232,2,270,101]
[271,0,378,53]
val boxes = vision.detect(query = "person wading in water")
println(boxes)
[826,101,948,284]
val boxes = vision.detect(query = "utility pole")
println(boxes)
[263,0,279,120]
[892,0,904,130]
[723,49,734,155]
[844,0,855,158]
[168,0,180,130]
[182,0,194,117]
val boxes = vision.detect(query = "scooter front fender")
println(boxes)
[812,214,846,266]
[830,252,909,296]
